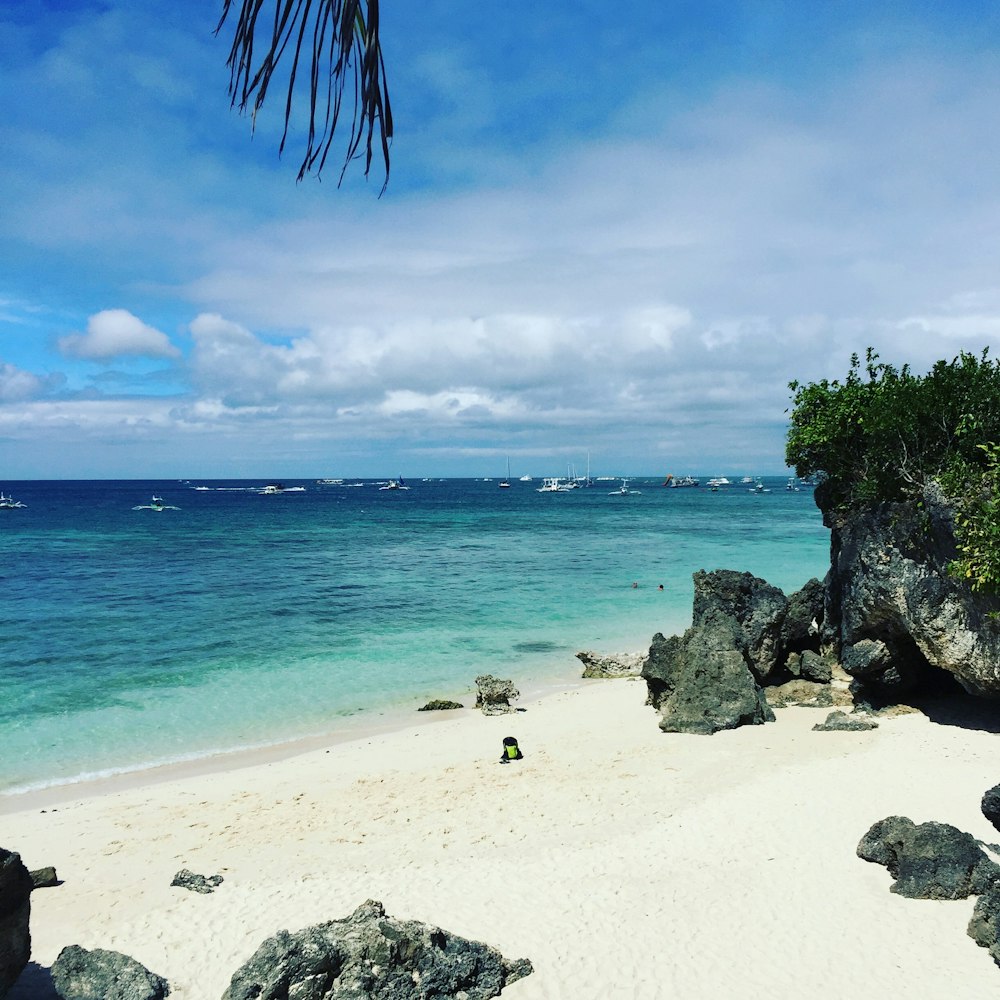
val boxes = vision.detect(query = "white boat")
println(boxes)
[669,475,700,488]
[379,478,411,491]
[536,477,571,493]
[0,492,26,509]
[608,478,642,496]
[519,474,532,482]
[261,483,284,494]
[316,478,343,485]
[749,479,771,494]
[132,495,180,511]
[706,477,731,488]
[499,457,511,488]
[786,478,800,491]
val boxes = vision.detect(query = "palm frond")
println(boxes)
[216,0,392,192]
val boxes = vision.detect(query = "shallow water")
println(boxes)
[0,476,829,794]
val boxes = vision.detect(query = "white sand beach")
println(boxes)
[4,678,1000,999]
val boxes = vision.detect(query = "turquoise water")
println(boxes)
[0,477,830,795]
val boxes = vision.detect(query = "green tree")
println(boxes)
[786,348,1000,592]
[217,0,392,190]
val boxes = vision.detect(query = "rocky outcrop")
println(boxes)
[969,881,1000,967]
[29,867,58,890]
[417,700,464,711]
[222,899,532,1000]
[819,480,1000,700]
[51,945,169,1000]
[0,848,32,999]
[983,785,1000,834]
[474,675,521,715]
[170,869,223,894]
[857,816,1000,899]
[641,570,828,734]
[575,650,644,678]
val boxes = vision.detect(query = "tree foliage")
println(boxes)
[216,0,392,190]
[786,348,1000,592]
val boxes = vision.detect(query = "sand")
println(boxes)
[4,678,1000,999]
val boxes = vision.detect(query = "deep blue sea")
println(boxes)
[0,476,830,797]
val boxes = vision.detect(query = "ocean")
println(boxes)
[0,476,830,797]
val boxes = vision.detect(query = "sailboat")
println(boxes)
[499,456,511,488]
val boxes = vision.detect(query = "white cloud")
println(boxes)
[0,362,46,402]
[58,309,181,360]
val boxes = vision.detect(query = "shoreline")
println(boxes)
[6,677,1000,999]
[0,661,602,815]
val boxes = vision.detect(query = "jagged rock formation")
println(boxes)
[0,848,32,999]
[575,650,644,678]
[819,480,1000,700]
[222,899,532,1000]
[641,570,825,734]
[474,675,520,715]
[857,816,1000,899]
[170,869,223,894]
[417,700,464,711]
[51,945,169,1000]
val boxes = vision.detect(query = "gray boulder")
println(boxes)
[29,867,59,890]
[222,899,532,1000]
[51,945,169,1000]
[170,869,223,894]
[982,784,1000,834]
[643,619,774,735]
[812,710,878,732]
[0,848,32,999]
[819,480,1000,699]
[417,700,464,712]
[575,650,644,678]
[969,880,1000,967]
[474,675,520,716]
[857,815,1000,899]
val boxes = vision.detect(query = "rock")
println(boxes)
[0,848,32,999]
[968,880,1000,967]
[767,679,852,709]
[857,816,1000,899]
[643,618,774,735]
[575,650,644,678]
[798,650,834,684]
[170,869,223,894]
[819,480,1000,699]
[417,700,464,712]
[690,569,789,681]
[812,710,878,731]
[29,867,58,889]
[51,945,169,1000]
[983,785,1000,834]
[779,577,826,658]
[474,675,520,715]
[221,899,532,1000]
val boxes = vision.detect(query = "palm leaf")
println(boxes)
[216,0,392,191]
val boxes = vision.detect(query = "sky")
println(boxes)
[3,1,1000,480]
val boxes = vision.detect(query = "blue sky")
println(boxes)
[3,1,1000,479]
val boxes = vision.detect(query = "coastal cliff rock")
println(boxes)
[222,899,532,1000]
[969,881,1000,967]
[857,815,1000,899]
[0,848,32,999]
[819,480,1000,699]
[50,945,169,1000]
[983,784,1000,834]
[641,570,826,734]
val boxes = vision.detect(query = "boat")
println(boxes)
[261,483,284,494]
[132,496,180,511]
[536,477,572,493]
[379,477,411,491]
[0,492,26,509]
[608,478,642,496]
[749,479,771,494]
[740,475,754,484]
[669,475,700,488]
[519,474,532,482]
[786,478,800,491]
[316,478,344,485]
[499,457,511,488]
[706,477,731,488]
